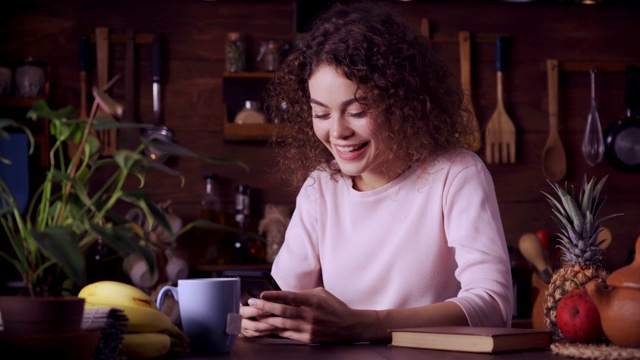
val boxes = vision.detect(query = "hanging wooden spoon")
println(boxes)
[459,31,481,152]
[542,59,566,181]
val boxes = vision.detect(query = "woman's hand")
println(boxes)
[239,302,280,338]
[244,287,376,344]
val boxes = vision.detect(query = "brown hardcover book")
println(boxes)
[389,326,551,353]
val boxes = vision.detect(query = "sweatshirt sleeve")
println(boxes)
[443,155,513,327]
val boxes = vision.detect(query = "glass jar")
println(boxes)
[201,174,233,264]
[14,57,46,97]
[234,100,266,124]
[225,32,246,73]
[257,40,288,72]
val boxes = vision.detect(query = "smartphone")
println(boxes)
[221,269,281,305]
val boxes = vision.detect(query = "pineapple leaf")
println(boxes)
[580,175,595,216]
[544,175,622,267]
[559,191,584,233]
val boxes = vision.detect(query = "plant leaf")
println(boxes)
[31,227,85,285]
[90,223,156,274]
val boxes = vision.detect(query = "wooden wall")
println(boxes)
[2,0,640,273]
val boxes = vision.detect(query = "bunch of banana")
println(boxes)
[79,280,189,359]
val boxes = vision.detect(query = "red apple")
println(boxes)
[556,287,604,343]
[535,229,549,250]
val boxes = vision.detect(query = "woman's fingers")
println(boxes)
[260,289,320,307]
[240,303,270,318]
[241,321,277,338]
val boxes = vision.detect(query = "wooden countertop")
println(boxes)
[181,336,574,360]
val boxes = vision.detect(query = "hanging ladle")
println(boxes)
[581,67,605,166]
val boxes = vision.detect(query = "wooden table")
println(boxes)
[181,336,574,359]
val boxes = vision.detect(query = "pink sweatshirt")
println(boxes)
[271,149,513,327]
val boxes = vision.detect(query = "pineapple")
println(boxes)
[541,175,622,341]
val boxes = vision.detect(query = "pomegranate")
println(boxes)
[556,287,604,343]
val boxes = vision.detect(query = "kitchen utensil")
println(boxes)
[79,35,89,120]
[518,232,553,283]
[143,35,174,163]
[66,35,91,158]
[582,67,605,166]
[484,36,516,164]
[420,18,430,39]
[118,29,140,150]
[542,59,566,181]
[459,31,481,152]
[95,27,117,156]
[598,226,613,250]
[604,65,640,172]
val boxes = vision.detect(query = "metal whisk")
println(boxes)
[581,67,605,166]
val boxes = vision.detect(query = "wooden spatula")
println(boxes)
[485,36,516,164]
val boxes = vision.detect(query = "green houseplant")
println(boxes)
[0,85,250,298]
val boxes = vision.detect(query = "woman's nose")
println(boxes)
[331,115,353,139]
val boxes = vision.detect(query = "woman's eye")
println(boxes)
[313,113,330,120]
[347,111,366,118]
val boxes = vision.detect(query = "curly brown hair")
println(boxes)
[266,1,473,190]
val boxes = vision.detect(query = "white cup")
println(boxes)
[165,252,188,283]
[123,254,158,289]
[156,278,241,353]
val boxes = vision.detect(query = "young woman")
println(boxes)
[239,1,513,344]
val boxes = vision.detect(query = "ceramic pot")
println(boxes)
[0,296,85,335]
[586,235,640,348]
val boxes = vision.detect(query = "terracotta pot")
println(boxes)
[0,296,85,335]
[586,235,640,348]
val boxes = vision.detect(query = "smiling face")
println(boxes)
[309,65,404,191]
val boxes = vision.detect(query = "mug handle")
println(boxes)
[156,285,179,311]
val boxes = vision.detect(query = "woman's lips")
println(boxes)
[334,142,369,160]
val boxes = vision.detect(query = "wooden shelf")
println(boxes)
[541,61,640,73]
[223,123,277,141]
[0,96,45,108]
[222,72,275,141]
[223,72,274,79]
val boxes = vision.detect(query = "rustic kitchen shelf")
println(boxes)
[0,95,46,108]
[223,72,274,79]
[542,61,640,73]
[222,72,275,141]
[223,123,277,141]
[0,64,51,167]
